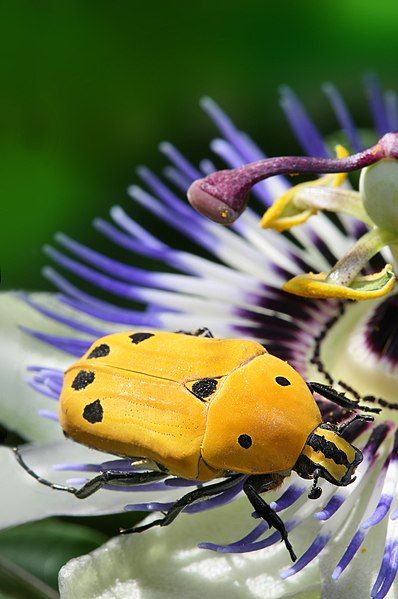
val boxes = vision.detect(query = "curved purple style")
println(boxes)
[187,131,398,224]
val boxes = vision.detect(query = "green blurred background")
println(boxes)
[2,0,398,291]
[2,2,398,594]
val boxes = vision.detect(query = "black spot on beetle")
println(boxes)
[275,376,291,386]
[72,370,95,391]
[88,344,110,359]
[238,434,252,449]
[129,332,154,344]
[83,400,103,424]
[191,378,218,399]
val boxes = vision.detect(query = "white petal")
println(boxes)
[59,496,321,599]
[2,439,185,529]
[0,292,104,441]
[319,516,392,599]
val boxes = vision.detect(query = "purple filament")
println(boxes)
[332,529,366,580]
[38,409,58,422]
[279,86,330,157]
[164,165,196,192]
[19,292,105,337]
[125,477,244,515]
[371,541,398,599]
[21,326,92,357]
[200,518,298,554]
[365,74,390,136]
[281,534,330,578]
[159,142,201,181]
[322,82,363,152]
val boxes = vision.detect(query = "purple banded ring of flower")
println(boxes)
[10,77,398,598]
[187,132,398,301]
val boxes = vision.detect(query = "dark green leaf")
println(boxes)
[0,519,106,591]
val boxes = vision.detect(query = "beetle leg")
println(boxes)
[193,327,214,338]
[243,474,297,562]
[307,381,380,414]
[72,470,168,499]
[14,446,80,494]
[14,447,167,498]
[175,327,214,338]
[120,474,243,534]
[337,413,375,434]
[308,468,322,500]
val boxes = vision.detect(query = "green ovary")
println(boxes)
[360,159,398,233]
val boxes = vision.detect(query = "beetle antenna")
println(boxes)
[307,382,381,414]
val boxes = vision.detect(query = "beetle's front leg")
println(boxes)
[243,474,297,562]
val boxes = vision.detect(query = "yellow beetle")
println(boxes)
[16,328,377,561]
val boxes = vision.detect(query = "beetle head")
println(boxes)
[294,423,363,494]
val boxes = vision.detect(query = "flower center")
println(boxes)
[307,296,398,416]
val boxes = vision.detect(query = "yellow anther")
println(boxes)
[282,264,396,301]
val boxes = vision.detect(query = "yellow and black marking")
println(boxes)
[300,424,362,485]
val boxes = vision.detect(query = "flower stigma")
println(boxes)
[187,132,398,301]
